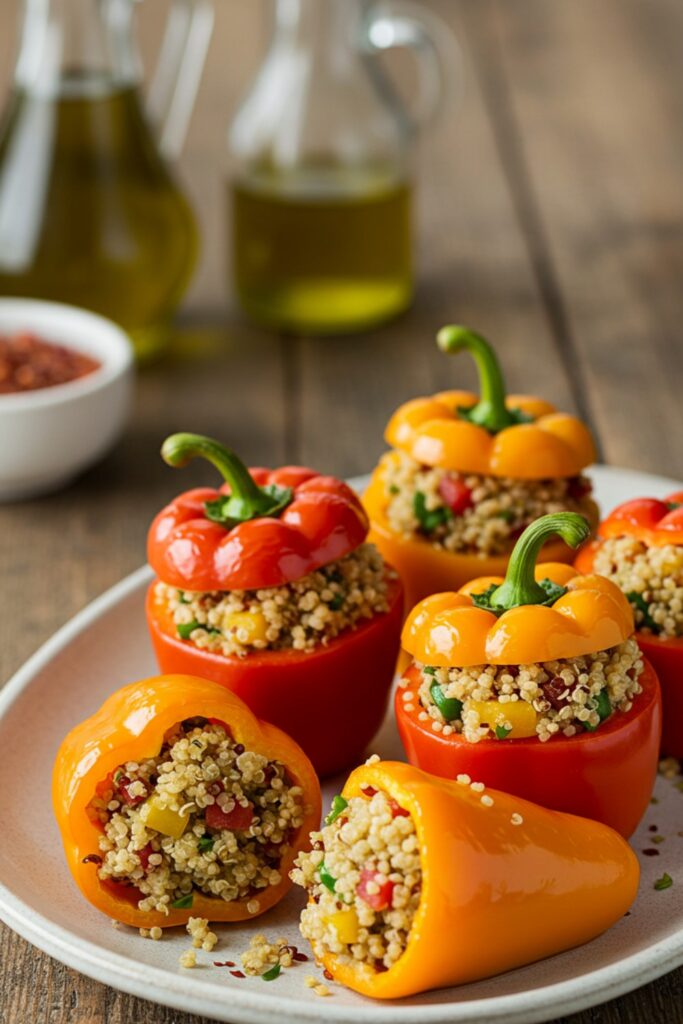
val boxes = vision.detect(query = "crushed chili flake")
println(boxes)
[229,970,246,978]
[642,848,660,856]
[213,961,236,967]
[82,854,102,865]
[323,969,333,981]
[0,332,100,394]
[292,951,309,962]
[649,825,659,832]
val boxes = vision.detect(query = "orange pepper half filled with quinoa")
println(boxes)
[291,760,639,999]
[364,326,599,612]
[53,674,321,929]
[396,512,662,837]
[575,491,683,757]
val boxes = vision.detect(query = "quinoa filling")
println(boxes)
[410,638,643,743]
[89,720,305,914]
[292,788,421,972]
[155,543,390,657]
[381,451,594,556]
[592,537,683,639]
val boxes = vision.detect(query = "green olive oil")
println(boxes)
[0,75,197,360]
[231,166,412,334]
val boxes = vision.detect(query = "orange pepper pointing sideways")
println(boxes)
[317,761,639,999]
[52,675,321,929]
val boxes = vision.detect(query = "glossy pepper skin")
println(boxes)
[147,575,404,777]
[397,514,662,837]
[146,434,404,777]
[318,761,639,998]
[576,491,683,757]
[52,674,321,929]
[364,327,598,613]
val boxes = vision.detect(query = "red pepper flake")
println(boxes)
[0,332,100,394]
[213,961,236,967]
[642,848,660,856]
[82,854,102,865]
[323,969,333,981]
[229,970,246,978]
[649,825,659,832]
[293,952,309,962]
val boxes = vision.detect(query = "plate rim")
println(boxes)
[1,464,682,1024]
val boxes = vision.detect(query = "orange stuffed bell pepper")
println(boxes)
[396,512,661,837]
[364,326,599,613]
[291,760,639,998]
[146,433,403,777]
[53,674,321,929]
[576,492,683,758]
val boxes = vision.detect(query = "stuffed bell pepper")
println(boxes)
[576,492,683,757]
[146,433,403,777]
[53,674,321,929]
[364,327,599,611]
[291,760,638,998]
[396,513,661,837]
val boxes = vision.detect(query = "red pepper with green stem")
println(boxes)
[396,513,661,837]
[146,434,403,777]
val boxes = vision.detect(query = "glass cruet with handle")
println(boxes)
[0,0,214,360]
[228,0,460,335]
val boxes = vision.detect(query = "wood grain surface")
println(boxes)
[0,0,682,1021]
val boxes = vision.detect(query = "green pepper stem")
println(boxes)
[436,325,517,433]
[489,512,591,611]
[161,433,276,518]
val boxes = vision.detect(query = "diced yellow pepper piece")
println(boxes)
[222,610,268,644]
[141,795,189,838]
[324,908,359,945]
[468,698,539,739]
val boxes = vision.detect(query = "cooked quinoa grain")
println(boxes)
[241,934,296,975]
[381,451,594,556]
[155,544,389,657]
[416,638,643,743]
[593,537,683,639]
[292,789,421,972]
[89,720,305,914]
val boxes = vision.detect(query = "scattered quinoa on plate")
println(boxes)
[89,718,305,914]
[292,787,421,973]
[154,543,390,657]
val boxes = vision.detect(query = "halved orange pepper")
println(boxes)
[364,327,598,612]
[52,674,321,929]
[318,760,639,998]
[576,491,683,757]
[397,513,662,836]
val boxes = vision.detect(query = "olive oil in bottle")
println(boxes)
[231,165,412,334]
[0,74,197,360]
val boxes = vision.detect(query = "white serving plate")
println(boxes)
[1,466,682,1024]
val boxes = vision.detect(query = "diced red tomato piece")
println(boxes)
[388,797,410,818]
[438,475,473,515]
[137,843,154,871]
[361,785,377,798]
[205,801,254,831]
[115,775,148,807]
[356,866,395,911]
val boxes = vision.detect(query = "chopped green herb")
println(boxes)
[388,484,400,495]
[172,893,194,909]
[324,568,344,584]
[676,781,683,793]
[651,835,665,845]
[198,836,214,852]
[413,491,451,533]
[329,592,345,611]
[422,666,436,676]
[654,872,673,891]
[177,620,200,639]
[495,724,512,740]
[585,689,612,731]
[626,592,660,634]
[325,795,348,826]
[261,963,282,981]
[496,509,515,523]
[178,590,190,604]
[430,682,463,722]
[319,862,336,892]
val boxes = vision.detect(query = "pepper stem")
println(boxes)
[161,433,292,525]
[436,325,519,433]
[488,513,591,611]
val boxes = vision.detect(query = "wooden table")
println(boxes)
[1,0,682,1021]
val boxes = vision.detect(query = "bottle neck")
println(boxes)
[15,0,139,98]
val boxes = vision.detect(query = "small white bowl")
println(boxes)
[0,298,134,501]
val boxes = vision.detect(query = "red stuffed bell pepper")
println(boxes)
[146,434,403,777]
[396,513,661,837]
[576,492,683,758]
